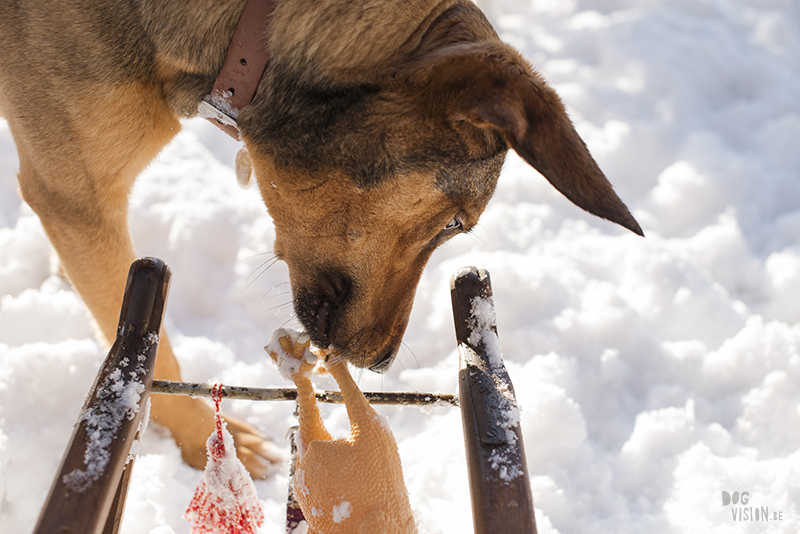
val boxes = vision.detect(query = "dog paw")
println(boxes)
[151,394,285,479]
[222,413,288,479]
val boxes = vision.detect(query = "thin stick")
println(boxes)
[151,380,459,407]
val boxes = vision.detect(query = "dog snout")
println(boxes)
[294,270,352,347]
[368,345,398,373]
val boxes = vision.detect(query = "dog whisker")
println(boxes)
[465,223,489,247]
[351,361,367,399]
[370,324,392,339]
[344,329,368,354]
[356,350,370,374]
[277,313,301,331]
[240,250,279,262]
[257,286,292,308]
[251,255,281,275]
[399,341,419,370]
[239,256,281,294]
[241,252,279,277]
[258,300,295,316]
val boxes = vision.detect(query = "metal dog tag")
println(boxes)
[198,99,239,130]
[235,147,254,189]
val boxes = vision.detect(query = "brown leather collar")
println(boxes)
[198,0,275,140]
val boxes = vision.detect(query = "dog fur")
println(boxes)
[0,0,641,476]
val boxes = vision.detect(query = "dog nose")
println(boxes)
[295,270,352,347]
[368,346,397,373]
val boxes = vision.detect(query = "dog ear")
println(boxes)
[431,44,643,236]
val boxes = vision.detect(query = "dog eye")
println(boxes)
[444,217,462,231]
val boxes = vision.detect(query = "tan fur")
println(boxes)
[267,0,459,78]
[256,162,468,365]
[0,0,640,475]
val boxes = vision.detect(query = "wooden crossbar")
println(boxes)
[150,379,459,407]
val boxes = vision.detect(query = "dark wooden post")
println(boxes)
[285,426,305,533]
[34,258,171,534]
[451,267,537,534]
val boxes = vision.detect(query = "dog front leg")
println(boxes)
[14,145,282,478]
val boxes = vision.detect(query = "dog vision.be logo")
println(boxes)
[722,491,784,522]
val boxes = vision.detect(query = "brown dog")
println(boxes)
[0,0,641,477]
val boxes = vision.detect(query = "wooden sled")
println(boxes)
[34,258,537,534]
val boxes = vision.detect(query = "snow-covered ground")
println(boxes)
[2,0,800,532]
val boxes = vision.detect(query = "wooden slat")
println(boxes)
[151,379,458,407]
[101,451,136,534]
[34,258,171,534]
[285,426,305,534]
[451,267,537,534]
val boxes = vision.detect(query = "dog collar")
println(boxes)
[198,0,275,140]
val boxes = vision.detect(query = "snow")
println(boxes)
[1,0,800,532]
[373,411,395,438]
[466,295,500,360]
[265,328,315,381]
[463,293,525,482]
[331,501,352,524]
[62,334,157,493]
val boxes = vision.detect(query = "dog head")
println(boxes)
[238,12,641,371]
